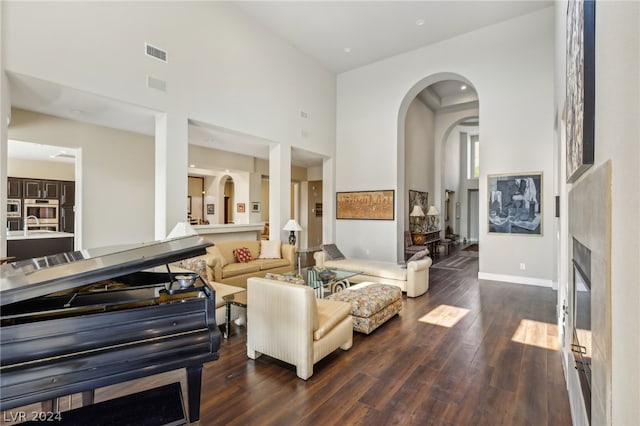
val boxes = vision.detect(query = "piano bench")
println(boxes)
[35,383,186,426]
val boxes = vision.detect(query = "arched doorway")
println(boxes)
[219,175,235,224]
[397,73,479,260]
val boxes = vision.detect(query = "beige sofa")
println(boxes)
[314,251,432,297]
[246,277,353,380]
[203,240,296,288]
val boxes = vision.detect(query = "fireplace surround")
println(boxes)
[571,237,592,422]
[567,161,611,425]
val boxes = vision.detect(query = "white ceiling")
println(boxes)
[233,1,552,72]
[8,1,546,167]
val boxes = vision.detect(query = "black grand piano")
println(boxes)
[0,235,221,424]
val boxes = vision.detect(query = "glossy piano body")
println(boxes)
[0,236,221,423]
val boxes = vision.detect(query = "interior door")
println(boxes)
[468,189,479,242]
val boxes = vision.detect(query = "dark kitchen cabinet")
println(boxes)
[59,181,75,233]
[7,237,74,262]
[7,218,22,231]
[60,181,75,206]
[23,179,59,199]
[8,178,22,198]
[60,206,75,233]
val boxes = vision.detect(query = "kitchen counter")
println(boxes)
[7,230,75,240]
[193,223,264,243]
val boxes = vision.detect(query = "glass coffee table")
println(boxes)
[287,267,361,298]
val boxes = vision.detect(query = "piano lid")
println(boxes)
[0,235,212,307]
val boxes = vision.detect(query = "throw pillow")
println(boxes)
[258,240,282,259]
[406,248,430,266]
[178,258,208,279]
[233,247,253,263]
[323,244,345,260]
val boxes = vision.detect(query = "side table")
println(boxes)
[223,291,247,338]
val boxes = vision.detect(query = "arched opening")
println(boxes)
[398,73,479,260]
[219,175,235,224]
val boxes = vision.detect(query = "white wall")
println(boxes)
[555,1,640,424]
[8,158,75,181]
[8,108,155,248]
[404,98,435,228]
[2,1,336,239]
[337,8,555,283]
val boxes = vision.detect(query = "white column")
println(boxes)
[322,157,335,244]
[300,181,309,250]
[268,143,291,241]
[0,70,8,257]
[155,113,189,240]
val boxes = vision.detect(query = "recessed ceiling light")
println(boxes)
[461,85,468,91]
[189,164,196,168]
[343,47,351,54]
[225,169,230,173]
[416,19,425,26]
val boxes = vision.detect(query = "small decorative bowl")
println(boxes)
[175,273,198,289]
[318,269,336,283]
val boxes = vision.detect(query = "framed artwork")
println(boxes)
[187,196,192,215]
[206,204,215,215]
[237,203,245,213]
[336,190,394,220]
[488,172,543,236]
[315,203,323,217]
[408,190,428,232]
[251,202,260,213]
[566,0,595,183]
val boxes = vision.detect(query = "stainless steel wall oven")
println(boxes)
[23,199,59,229]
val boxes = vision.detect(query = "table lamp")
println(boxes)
[283,219,302,245]
[409,204,425,232]
[426,206,439,231]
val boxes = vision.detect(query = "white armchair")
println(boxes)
[246,277,353,380]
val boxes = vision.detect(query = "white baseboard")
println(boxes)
[477,272,553,288]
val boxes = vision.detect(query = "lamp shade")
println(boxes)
[167,221,198,239]
[410,205,425,217]
[426,206,439,216]
[283,219,302,231]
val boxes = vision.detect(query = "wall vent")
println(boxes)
[52,153,76,159]
[145,43,168,63]
[147,76,167,92]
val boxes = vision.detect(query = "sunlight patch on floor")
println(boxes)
[419,304,470,328]
[511,319,559,350]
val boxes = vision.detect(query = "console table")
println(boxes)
[424,230,441,256]
[412,230,441,256]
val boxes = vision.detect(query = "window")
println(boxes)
[467,134,480,179]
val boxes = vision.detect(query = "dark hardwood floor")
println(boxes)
[1,245,573,426]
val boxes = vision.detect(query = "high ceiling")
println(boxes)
[8,1,546,167]
[234,1,552,73]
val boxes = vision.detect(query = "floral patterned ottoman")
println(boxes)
[326,283,402,334]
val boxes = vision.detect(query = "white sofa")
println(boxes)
[246,277,353,380]
[313,251,432,297]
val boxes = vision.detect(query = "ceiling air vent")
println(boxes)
[145,43,168,63]
[52,153,76,159]
[147,76,167,92]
